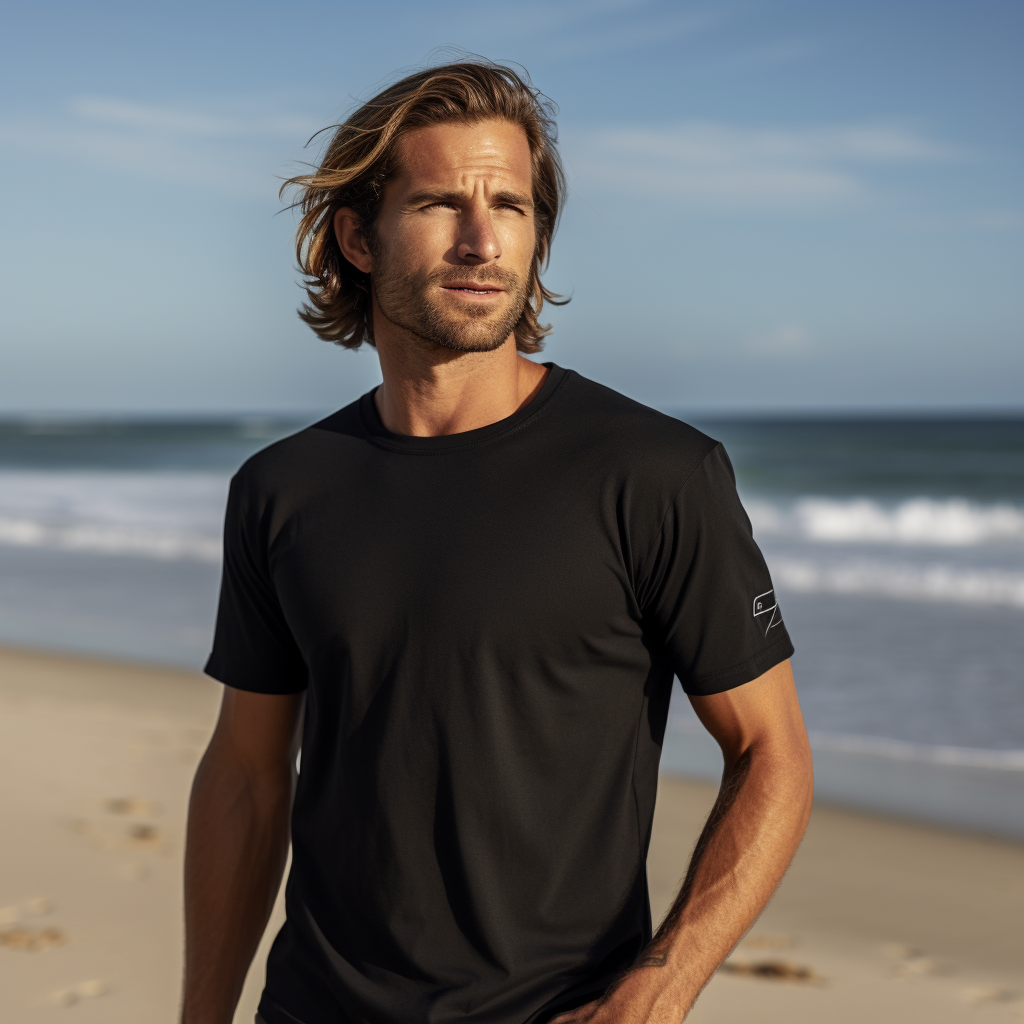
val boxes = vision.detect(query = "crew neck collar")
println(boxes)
[359,363,568,454]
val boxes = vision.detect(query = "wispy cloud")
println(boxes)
[2,94,978,220]
[565,121,967,211]
[70,96,319,138]
[0,96,323,195]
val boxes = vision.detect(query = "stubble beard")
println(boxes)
[371,246,530,354]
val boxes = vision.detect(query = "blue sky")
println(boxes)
[1,0,1021,414]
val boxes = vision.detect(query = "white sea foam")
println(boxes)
[668,717,1024,770]
[772,557,1024,610]
[748,497,1024,547]
[0,471,228,562]
[805,732,1024,770]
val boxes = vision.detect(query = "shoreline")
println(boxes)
[664,714,1024,843]
[1,644,1022,1023]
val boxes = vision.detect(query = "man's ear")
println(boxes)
[333,208,373,274]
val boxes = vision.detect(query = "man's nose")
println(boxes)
[456,206,501,263]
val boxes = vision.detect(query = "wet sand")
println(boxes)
[0,645,1021,1022]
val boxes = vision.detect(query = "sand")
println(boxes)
[0,645,1021,1023]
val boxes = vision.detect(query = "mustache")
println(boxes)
[427,266,521,290]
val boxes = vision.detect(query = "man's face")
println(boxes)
[368,118,536,352]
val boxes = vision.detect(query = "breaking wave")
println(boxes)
[667,717,1024,770]
[805,732,1024,770]
[748,497,1024,547]
[0,471,227,562]
[772,557,1024,610]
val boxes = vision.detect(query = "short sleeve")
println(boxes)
[636,444,793,696]
[204,472,308,694]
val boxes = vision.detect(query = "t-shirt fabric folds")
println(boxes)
[205,365,793,1024]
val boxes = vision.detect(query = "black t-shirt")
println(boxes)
[205,365,793,1024]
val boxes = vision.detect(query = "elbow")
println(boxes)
[746,728,815,821]
[728,724,812,781]
[784,729,815,826]
[778,723,814,791]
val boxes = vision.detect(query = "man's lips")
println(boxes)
[440,282,504,295]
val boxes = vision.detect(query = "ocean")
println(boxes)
[663,417,1024,841]
[1,414,1021,839]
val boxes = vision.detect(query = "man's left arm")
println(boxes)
[554,659,813,1023]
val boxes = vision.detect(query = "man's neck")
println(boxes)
[373,323,550,438]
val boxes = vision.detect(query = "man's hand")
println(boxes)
[555,660,813,1023]
[549,967,687,1022]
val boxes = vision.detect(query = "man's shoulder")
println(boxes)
[559,369,720,473]
[232,400,365,495]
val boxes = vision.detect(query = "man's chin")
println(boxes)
[419,313,518,353]
[432,332,511,354]
[375,291,524,353]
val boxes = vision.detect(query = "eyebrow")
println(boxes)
[405,189,534,209]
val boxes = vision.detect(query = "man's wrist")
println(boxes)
[610,958,697,1019]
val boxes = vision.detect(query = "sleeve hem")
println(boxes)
[203,656,308,695]
[680,634,795,697]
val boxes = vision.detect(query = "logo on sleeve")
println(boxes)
[752,589,781,636]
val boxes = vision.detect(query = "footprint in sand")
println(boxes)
[125,822,164,848]
[67,799,166,851]
[0,896,64,950]
[104,797,166,849]
[889,956,951,978]
[881,943,953,979]
[881,942,921,960]
[741,933,799,951]
[103,796,161,817]
[720,960,823,984]
[959,985,1018,1006]
[77,979,110,997]
[50,980,110,1007]
[1,925,66,950]
[117,861,150,881]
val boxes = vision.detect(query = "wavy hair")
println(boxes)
[281,60,568,353]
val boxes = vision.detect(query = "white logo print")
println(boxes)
[752,589,781,636]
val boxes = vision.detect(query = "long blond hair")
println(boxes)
[281,60,568,352]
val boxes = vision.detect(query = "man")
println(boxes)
[182,61,813,1024]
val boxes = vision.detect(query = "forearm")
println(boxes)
[643,740,813,1013]
[181,749,292,1024]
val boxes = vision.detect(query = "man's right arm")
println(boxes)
[181,686,304,1024]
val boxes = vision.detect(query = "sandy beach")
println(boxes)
[0,645,1021,1023]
